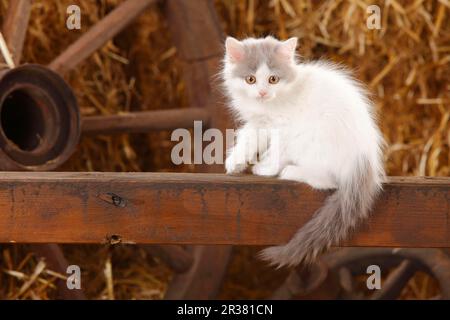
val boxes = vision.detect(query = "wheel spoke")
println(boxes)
[2,0,32,65]
[82,108,210,135]
[338,267,354,294]
[48,0,156,75]
[370,260,417,300]
[30,244,86,299]
[165,246,232,299]
[143,245,194,274]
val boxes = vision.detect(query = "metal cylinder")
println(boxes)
[0,64,80,170]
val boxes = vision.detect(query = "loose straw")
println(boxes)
[0,31,15,69]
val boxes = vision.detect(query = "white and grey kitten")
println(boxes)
[222,36,385,268]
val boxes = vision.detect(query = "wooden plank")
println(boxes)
[82,108,210,135]
[0,172,448,247]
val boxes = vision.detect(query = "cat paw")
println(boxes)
[279,165,303,181]
[225,156,246,174]
[252,163,279,176]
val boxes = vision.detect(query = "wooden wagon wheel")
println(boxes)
[0,0,232,299]
[271,248,450,300]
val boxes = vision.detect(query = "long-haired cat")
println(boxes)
[222,36,385,268]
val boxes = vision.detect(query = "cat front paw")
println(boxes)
[252,162,279,177]
[279,165,302,181]
[225,155,246,174]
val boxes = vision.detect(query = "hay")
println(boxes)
[0,0,448,299]
[217,0,449,177]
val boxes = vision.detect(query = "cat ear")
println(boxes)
[277,37,298,60]
[225,37,245,63]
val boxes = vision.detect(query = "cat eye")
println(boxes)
[268,75,280,84]
[245,75,256,84]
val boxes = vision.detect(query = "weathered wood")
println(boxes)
[82,108,209,135]
[165,0,232,299]
[0,173,448,247]
[2,0,32,65]
[48,0,156,74]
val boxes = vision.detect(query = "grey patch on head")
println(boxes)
[231,37,296,82]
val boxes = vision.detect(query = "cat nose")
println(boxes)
[259,90,267,97]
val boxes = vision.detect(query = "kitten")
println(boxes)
[222,36,385,268]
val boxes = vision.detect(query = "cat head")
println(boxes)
[222,36,298,111]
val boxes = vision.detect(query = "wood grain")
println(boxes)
[0,172,448,247]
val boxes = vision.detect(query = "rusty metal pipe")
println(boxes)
[81,108,210,135]
[0,64,80,171]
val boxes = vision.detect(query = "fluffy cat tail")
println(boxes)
[259,156,382,268]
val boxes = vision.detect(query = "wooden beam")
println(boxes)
[0,173,448,247]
